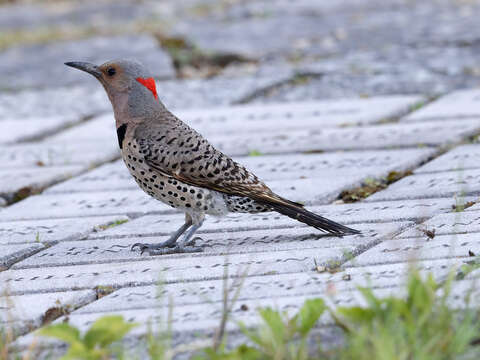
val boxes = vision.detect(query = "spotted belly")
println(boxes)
[122,152,229,220]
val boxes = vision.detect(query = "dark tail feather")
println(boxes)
[260,199,360,236]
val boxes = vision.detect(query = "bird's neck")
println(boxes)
[110,91,164,128]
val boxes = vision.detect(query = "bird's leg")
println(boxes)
[178,220,204,247]
[131,215,204,255]
[131,215,192,254]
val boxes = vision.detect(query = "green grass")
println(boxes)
[39,316,137,360]
[333,272,480,360]
[36,269,480,360]
[97,219,128,231]
[248,150,263,157]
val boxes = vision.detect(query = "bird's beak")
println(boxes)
[65,61,102,79]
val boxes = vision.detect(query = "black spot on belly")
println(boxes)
[116,124,127,149]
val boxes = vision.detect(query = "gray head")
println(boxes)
[65,59,162,118]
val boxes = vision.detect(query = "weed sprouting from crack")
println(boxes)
[212,261,249,351]
[339,170,412,203]
[97,219,129,231]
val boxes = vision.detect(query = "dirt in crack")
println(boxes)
[155,34,255,78]
[339,170,412,203]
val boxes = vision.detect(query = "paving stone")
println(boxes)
[0,215,129,245]
[349,233,480,267]
[0,0,161,31]
[0,190,161,221]
[45,96,423,144]
[0,35,174,89]
[0,251,347,295]
[15,290,387,349]
[463,201,480,211]
[0,243,43,269]
[415,144,480,173]
[0,290,96,336]
[13,222,409,269]
[0,117,79,144]
[45,148,436,194]
[0,166,84,203]
[0,245,461,295]
[57,293,386,337]
[158,74,293,109]
[0,141,118,169]
[45,114,114,143]
[73,276,397,315]
[405,89,480,121]
[0,85,109,121]
[0,75,293,132]
[212,119,480,155]
[173,15,324,58]
[78,274,480,321]
[365,169,480,202]
[397,208,480,238]
[90,198,458,240]
[20,275,479,349]
[172,95,423,133]
[19,258,462,339]
[0,175,386,220]
[16,257,472,349]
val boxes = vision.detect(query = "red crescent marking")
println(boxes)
[136,77,158,100]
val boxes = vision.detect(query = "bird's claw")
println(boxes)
[130,242,149,254]
[130,238,203,256]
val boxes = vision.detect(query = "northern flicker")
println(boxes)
[65,59,360,255]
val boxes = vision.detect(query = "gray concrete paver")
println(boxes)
[404,89,480,121]
[348,233,480,267]
[0,166,84,203]
[0,117,78,144]
[0,243,44,268]
[0,215,129,245]
[414,144,480,173]
[212,119,480,155]
[15,258,464,343]
[0,142,118,169]
[1,290,96,337]
[13,222,409,269]
[398,209,480,238]
[44,96,423,143]
[89,197,465,240]
[0,35,175,89]
[366,169,480,202]
[1,246,461,296]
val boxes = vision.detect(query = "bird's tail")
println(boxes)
[255,195,360,236]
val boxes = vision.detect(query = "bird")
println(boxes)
[65,59,360,255]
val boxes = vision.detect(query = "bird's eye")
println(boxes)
[107,67,116,76]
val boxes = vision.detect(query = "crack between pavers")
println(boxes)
[234,73,325,104]
[14,113,103,144]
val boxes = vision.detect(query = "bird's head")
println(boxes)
[65,59,161,117]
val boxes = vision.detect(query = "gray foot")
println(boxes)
[131,237,203,255]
